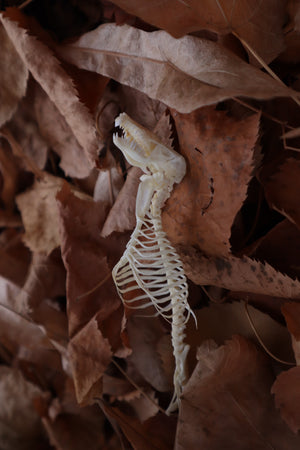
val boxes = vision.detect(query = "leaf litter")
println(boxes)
[0,1,300,448]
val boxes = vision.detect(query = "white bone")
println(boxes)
[112,113,196,414]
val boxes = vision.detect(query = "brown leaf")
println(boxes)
[56,183,128,357]
[176,335,300,449]
[68,318,112,404]
[179,246,300,299]
[0,8,98,168]
[0,126,44,178]
[0,144,19,210]
[282,302,300,342]
[6,81,48,171]
[272,367,300,434]
[0,230,30,287]
[252,219,300,281]
[261,157,300,229]
[100,401,176,450]
[0,23,28,127]
[43,404,108,450]
[110,0,285,63]
[127,315,173,392]
[163,108,260,255]
[57,23,292,114]
[118,85,167,131]
[281,301,300,366]
[0,294,57,360]
[186,301,293,365]
[0,366,49,450]
[15,250,66,312]
[267,302,300,435]
[16,174,92,255]
[101,167,142,237]
[93,166,124,209]
[34,86,92,178]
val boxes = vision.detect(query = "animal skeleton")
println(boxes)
[112,113,195,413]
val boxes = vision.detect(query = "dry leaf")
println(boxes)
[0,8,98,168]
[0,366,49,450]
[261,158,300,229]
[270,301,300,434]
[6,82,48,171]
[252,219,300,281]
[281,301,300,365]
[101,167,142,237]
[100,401,176,450]
[118,85,167,130]
[282,302,300,342]
[34,86,92,178]
[0,144,19,210]
[179,246,300,299]
[127,315,173,392]
[93,166,124,209]
[57,23,292,114]
[56,183,128,356]
[110,0,285,63]
[163,107,259,255]
[16,174,92,255]
[68,318,112,405]
[186,301,293,365]
[126,390,159,423]
[0,23,28,128]
[0,279,55,353]
[272,367,300,434]
[0,230,30,287]
[176,335,300,449]
[43,404,107,450]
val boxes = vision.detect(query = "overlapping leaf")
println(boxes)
[110,0,285,63]
[57,23,293,114]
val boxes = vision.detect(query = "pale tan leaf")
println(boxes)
[176,336,300,449]
[179,246,300,299]
[93,166,124,208]
[34,86,92,178]
[57,23,293,113]
[0,9,98,168]
[0,24,28,127]
[16,173,92,254]
[68,318,112,405]
[110,0,285,63]
[101,167,142,237]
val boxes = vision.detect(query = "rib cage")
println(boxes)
[113,213,192,323]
